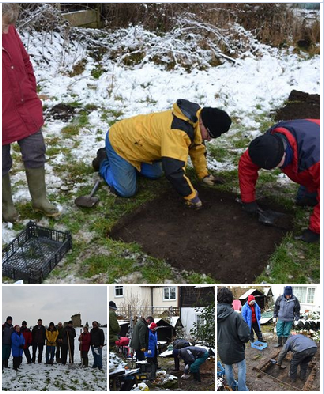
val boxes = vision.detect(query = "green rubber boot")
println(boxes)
[25,166,60,217]
[2,173,18,222]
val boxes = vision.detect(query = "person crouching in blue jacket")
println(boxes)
[241,295,266,343]
[144,322,159,381]
[11,325,25,370]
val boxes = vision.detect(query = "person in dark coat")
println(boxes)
[2,316,14,369]
[172,338,191,371]
[217,287,250,391]
[174,346,209,382]
[11,325,25,370]
[55,322,64,363]
[130,316,153,361]
[144,322,159,381]
[239,119,320,242]
[109,301,120,351]
[2,3,59,222]
[20,321,32,364]
[241,295,265,343]
[277,333,317,382]
[79,326,91,367]
[61,321,76,364]
[273,286,301,348]
[90,321,105,370]
[31,318,46,363]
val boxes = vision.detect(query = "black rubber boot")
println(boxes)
[282,337,288,345]
[274,337,283,348]
[92,148,107,171]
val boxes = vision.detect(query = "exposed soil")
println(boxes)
[218,334,320,391]
[244,335,320,391]
[274,90,320,121]
[110,188,293,283]
[153,357,215,391]
[45,103,78,121]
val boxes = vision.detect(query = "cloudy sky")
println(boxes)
[2,285,107,328]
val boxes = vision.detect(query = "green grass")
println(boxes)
[4,101,319,285]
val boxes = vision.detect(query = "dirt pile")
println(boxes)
[274,90,320,121]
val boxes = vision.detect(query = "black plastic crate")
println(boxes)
[2,221,72,283]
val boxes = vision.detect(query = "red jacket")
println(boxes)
[20,326,32,349]
[2,26,44,145]
[79,332,91,352]
[239,119,320,233]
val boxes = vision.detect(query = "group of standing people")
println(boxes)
[217,286,317,390]
[109,301,210,383]
[2,317,105,370]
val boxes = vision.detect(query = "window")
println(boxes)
[114,286,124,298]
[196,314,205,329]
[163,287,177,301]
[292,287,316,304]
[307,288,315,304]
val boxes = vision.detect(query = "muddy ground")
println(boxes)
[219,332,320,391]
[146,356,215,391]
[110,188,292,283]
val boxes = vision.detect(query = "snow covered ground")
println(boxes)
[2,328,107,391]
[2,20,320,246]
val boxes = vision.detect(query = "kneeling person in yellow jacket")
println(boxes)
[96,99,232,208]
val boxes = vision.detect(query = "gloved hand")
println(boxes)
[140,348,147,352]
[185,192,202,209]
[296,229,320,243]
[184,364,189,374]
[272,318,277,323]
[147,350,152,355]
[203,174,225,186]
[242,201,260,215]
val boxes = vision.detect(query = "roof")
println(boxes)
[239,287,272,299]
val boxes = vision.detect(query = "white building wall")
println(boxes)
[270,285,320,313]
[109,286,151,308]
[153,286,178,308]
[180,307,204,337]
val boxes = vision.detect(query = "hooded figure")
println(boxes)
[144,323,159,381]
[273,286,301,348]
[241,295,265,343]
[217,287,250,391]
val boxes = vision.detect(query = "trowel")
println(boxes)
[270,359,287,369]
[236,198,289,229]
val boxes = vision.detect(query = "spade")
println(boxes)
[75,180,100,208]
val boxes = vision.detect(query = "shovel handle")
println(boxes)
[90,180,100,197]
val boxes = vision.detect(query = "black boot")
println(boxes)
[274,337,283,348]
[282,337,287,345]
[92,148,107,171]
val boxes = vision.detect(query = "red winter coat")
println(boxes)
[79,332,91,352]
[2,25,44,145]
[239,119,320,233]
[20,326,32,349]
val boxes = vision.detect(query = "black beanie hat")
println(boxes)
[109,301,117,310]
[22,321,27,326]
[6,316,12,322]
[248,133,285,170]
[200,107,232,138]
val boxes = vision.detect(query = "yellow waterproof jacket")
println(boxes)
[46,329,59,346]
[109,99,208,200]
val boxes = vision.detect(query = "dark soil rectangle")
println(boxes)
[110,188,292,283]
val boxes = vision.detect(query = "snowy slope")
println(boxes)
[2,23,320,244]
